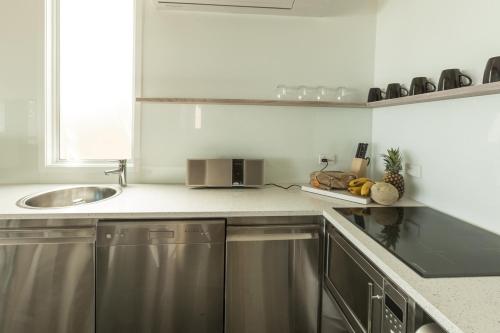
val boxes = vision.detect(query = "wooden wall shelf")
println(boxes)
[136,82,500,109]
[135,97,368,108]
[367,81,500,108]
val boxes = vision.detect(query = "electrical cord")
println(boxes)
[265,161,328,190]
[265,183,302,190]
[319,160,329,172]
[266,160,329,190]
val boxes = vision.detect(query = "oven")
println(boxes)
[324,224,431,333]
[325,224,384,333]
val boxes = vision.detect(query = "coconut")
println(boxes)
[370,182,399,206]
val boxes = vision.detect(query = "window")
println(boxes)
[46,0,134,165]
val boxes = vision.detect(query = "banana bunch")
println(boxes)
[348,178,375,197]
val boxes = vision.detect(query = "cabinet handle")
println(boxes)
[227,233,315,242]
[367,282,383,333]
[325,234,331,277]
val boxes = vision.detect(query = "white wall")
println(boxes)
[141,3,376,99]
[137,1,377,183]
[0,0,43,183]
[372,0,500,234]
[0,0,377,184]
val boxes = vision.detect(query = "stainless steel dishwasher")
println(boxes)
[96,220,225,333]
[225,216,322,333]
[0,219,96,333]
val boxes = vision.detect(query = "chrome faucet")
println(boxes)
[105,160,127,187]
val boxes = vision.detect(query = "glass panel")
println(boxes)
[59,0,133,160]
[329,237,370,330]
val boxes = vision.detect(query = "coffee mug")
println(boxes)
[438,69,472,91]
[409,77,436,95]
[367,88,385,102]
[386,83,408,99]
[483,56,500,84]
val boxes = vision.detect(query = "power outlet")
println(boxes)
[318,154,336,164]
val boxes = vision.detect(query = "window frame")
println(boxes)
[44,0,140,168]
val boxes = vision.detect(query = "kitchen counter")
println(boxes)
[0,184,498,333]
[0,183,415,219]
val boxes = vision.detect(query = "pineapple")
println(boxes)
[382,148,405,198]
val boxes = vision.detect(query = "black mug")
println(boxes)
[386,83,408,99]
[483,56,500,84]
[438,69,472,91]
[409,77,436,95]
[367,88,385,102]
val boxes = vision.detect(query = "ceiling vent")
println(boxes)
[156,0,295,10]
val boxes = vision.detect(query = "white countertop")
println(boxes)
[0,184,498,333]
[0,183,415,219]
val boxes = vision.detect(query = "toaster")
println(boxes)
[186,159,264,187]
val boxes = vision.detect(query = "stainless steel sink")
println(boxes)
[17,186,122,209]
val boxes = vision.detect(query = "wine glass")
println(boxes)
[275,85,288,99]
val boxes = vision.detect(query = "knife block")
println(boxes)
[351,158,369,178]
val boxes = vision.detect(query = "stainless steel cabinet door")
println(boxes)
[225,225,321,333]
[0,241,95,333]
[97,243,224,333]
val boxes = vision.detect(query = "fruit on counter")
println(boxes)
[382,148,405,198]
[347,178,374,197]
[348,186,362,195]
[360,181,374,196]
[370,182,399,206]
[348,177,373,187]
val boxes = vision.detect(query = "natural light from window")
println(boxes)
[58,0,133,161]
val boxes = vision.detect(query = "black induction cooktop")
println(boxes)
[336,206,500,278]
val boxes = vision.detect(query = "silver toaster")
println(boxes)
[186,159,264,187]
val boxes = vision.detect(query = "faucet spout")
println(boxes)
[105,159,127,187]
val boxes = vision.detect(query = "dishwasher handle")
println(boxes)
[227,232,317,242]
[0,228,96,244]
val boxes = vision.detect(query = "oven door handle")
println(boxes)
[367,282,383,333]
[227,232,316,242]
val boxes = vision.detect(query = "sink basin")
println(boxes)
[17,186,122,209]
